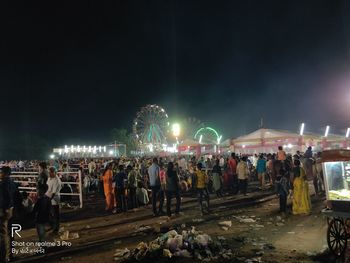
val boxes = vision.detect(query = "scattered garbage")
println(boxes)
[113,228,235,262]
[114,248,130,261]
[275,223,284,227]
[287,232,295,235]
[134,225,152,233]
[218,221,232,228]
[240,218,256,223]
[59,230,80,240]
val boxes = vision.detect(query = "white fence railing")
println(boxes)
[10,171,83,208]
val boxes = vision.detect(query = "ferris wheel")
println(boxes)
[133,104,170,146]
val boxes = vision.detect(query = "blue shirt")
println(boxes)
[256,159,267,173]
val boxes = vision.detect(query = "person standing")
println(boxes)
[212,159,223,198]
[37,162,48,191]
[102,163,116,212]
[148,158,164,216]
[195,163,209,215]
[165,162,181,217]
[127,165,139,209]
[0,166,16,262]
[292,159,311,215]
[277,146,287,161]
[315,152,324,193]
[236,156,249,196]
[228,153,238,194]
[88,159,96,176]
[32,184,51,242]
[304,146,314,181]
[256,154,267,189]
[114,165,128,213]
[275,168,290,215]
[46,167,62,235]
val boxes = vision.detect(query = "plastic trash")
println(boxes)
[218,221,232,227]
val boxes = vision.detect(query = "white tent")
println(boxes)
[232,128,321,154]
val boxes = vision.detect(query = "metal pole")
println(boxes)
[78,170,83,208]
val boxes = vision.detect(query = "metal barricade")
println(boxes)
[10,170,83,208]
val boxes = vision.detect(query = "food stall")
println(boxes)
[321,149,350,257]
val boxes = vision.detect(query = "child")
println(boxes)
[136,181,149,207]
[32,184,51,242]
[275,168,290,215]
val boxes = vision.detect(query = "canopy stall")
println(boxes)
[232,128,320,154]
[232,128,350,155]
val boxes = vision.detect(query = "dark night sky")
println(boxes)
[1,0,350,148]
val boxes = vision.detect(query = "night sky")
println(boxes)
[2,0,350,154]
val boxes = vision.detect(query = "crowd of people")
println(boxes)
[0,145,325,262]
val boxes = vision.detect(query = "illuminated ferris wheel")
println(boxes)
[133,104,169,146]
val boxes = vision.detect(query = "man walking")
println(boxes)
[148,158,164,216]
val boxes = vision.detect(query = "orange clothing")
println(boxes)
[103,169,116,210]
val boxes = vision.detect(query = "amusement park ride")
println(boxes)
[132,104,223,154]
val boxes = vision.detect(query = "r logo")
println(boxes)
[11,224,22,238]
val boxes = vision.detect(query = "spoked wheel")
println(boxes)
[327,218,348,257]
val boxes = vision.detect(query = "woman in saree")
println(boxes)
[292,159,311,215]
[102,163,116,212]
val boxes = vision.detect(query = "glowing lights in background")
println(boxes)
[346,128,350,138]
[172,123,181,137]
[283,144,293,149]
[324,125,330,137]
[217,135,222,144]
[50,154,55,159]
[56,145,109,154]
[300,123,305,136]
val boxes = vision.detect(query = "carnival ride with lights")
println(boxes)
[194,127,222,145]
[133,104,170,151]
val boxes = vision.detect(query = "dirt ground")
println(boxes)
[43,193,336,263]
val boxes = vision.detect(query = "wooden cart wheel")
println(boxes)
[327,218,348,256]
